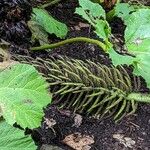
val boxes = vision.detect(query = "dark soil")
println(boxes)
[32,104,150,150]
[1,0,150,150]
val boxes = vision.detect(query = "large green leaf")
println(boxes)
[124,9,150,53]
[0,64,51,129]
[114,5,150,53]
[108,48,135,66]
[77,0,106,19]
[75,0,111,41]
[32,8,68,39]
[119,8,150,88]
[109,48,150,88]
[0,120,36,150]
[133,53,150,88]
[114,3,147,20]
[114,3,136,20]
[111,6,150,88]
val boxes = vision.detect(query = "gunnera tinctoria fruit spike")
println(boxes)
[0,0,32,47]
[13,55,150,121]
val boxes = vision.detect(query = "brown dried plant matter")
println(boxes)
[104,0,117,8]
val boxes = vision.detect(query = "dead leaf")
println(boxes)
[74,22,90,31]
[59,109,71,117]
[0,39,11,61]
[44,118,56,129]
[0,60,18,70]
[78,22,90,28]
[113,134,136,148]
[62,133,94,150]
[104,0,117,8]
[72,114,83,128]
[28,21,49,45]
[74,26,81,31]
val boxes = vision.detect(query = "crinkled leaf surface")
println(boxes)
[133,53,150,88]
[114,3,147,20]
[112,8,150,88]
[109,49,150,88]
[32,8,68,39]
[77,0,106,19]
[114,3,136,20]
[119,8,150,88]
[0,64,51,129]
[124,9,150,53]
[108,48,135,66]
[114,5,150,53]
[0,120,36,150]
[109,48,150,88]
[75,0,111,41]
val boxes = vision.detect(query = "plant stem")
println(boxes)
[41,0,61,9]
[106,9,115,22]
[31,37,107,52]
[127,93,150,103]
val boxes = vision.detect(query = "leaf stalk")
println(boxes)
[127,93,150,103]
[41,0,61,8]
[31,37,107,51]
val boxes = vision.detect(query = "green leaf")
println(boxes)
[114,3,147,20]
[77,0,106,19]
[126,38,150,53]
[133,53,150,88]
[32,8,68,39]
[108,48,150,89]
[94,20,111,41]
[113,7,150,88]
[114,3,136,20]
[75,7,95,25]
[0,120,36,150]
[124,9,150,54]
[75,0,111,41]
[114,4,150,54]
[0,63,51,129]
[108,48,135,66]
